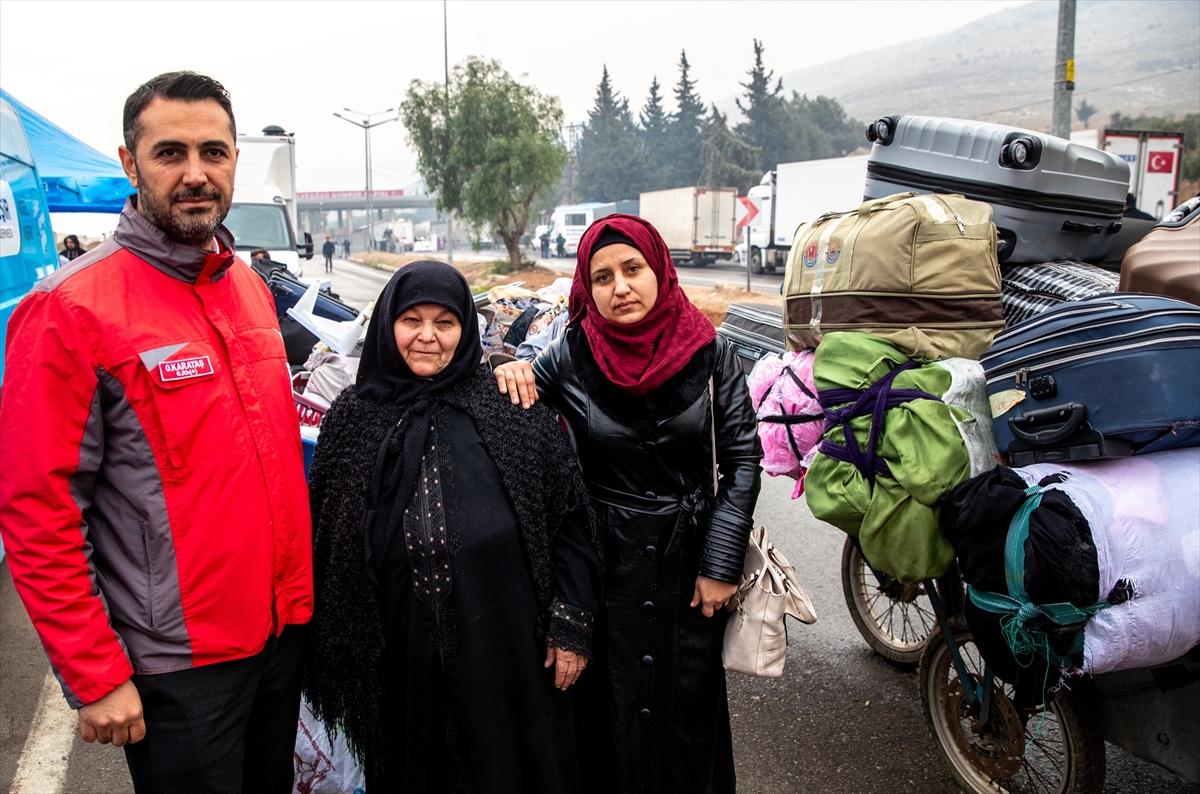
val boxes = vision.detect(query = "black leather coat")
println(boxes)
[533,329,762,794]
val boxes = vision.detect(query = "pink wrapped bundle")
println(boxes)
[748,351,824,495]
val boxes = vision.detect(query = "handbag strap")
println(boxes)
[709,377,719,497]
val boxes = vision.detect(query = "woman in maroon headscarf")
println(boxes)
[494,214,762,793]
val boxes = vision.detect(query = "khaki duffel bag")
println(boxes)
[783,192,1004,360]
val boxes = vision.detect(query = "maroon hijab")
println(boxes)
[569,214,716,396]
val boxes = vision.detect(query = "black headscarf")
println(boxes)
[353,260,483,578]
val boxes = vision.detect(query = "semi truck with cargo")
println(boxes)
[740,155,869,273]
[223,126,313,277]
[1071,128,1185,220]
[638,186,736,266]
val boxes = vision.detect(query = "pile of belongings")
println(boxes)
[999,259,1119,328]
[941,448,1200,705]
[803,332,998,583]
[478,279,570,359]
[747,351,822,498]
[779,192,1006,582]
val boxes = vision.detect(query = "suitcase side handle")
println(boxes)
[1008,402,1088,446]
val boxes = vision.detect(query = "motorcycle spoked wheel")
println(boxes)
[840,537,936,667]
[918,626,1106,794]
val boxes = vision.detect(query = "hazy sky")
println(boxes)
[1,0,1028,192]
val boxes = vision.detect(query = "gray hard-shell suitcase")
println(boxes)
[716,303,785,373]
[863,115,1130,264]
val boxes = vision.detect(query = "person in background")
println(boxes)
[555,232,567,258]
[343,238,351,258]
[493,214,762,793]
[1124,192,1156,221]
[58,234,85,266]
[540,229,551,259]
[250,247,270,260]
[304,260,601,792]
[322,235,336,273]
[0,71,311,794]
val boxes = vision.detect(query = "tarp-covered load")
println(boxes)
[0,88,134,213]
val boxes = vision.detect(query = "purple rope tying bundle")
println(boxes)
[817,361,942,488]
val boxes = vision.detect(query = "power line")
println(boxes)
[977,65,1198,119]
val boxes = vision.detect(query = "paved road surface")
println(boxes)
[1,260,1190,793]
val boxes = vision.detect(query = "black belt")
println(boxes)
[587,482,710,556]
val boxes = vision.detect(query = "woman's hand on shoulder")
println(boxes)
[494,360,540,409]
[544,642,587,690]
[691,575,740,618]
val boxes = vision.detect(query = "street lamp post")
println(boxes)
[334,107,399,251]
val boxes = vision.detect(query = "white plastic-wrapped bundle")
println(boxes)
[1014,447,1200,675]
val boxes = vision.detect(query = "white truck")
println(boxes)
[740,155,869,273]
[1071,129,1185,220]
[548,202,604,257]
[638,186,736,266]
[224,126,313,277]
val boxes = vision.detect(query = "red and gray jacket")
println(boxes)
[0,199,312,708]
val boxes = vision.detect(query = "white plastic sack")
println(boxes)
[936,358,999,478]
[293,699,366,794]
[1014,447,1200,675]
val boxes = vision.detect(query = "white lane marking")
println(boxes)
[9,670,76,794]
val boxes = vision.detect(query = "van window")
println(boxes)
[0,101,35,165]
[224,203,293,250]
[564,213,587,226]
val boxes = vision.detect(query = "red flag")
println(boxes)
[1147,151,1175,173]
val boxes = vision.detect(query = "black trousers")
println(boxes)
[124,624,306,794]
[324,254,333,272]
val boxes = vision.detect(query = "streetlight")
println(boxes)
[333,107,398,252]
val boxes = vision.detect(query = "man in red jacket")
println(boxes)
[0,72,312,792]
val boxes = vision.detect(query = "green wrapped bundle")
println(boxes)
[804,332,975,582]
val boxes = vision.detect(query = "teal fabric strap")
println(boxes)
[967,485,1110,667]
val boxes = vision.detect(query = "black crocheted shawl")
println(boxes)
[302,364,599,770]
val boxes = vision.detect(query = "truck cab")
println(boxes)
[226,127,312,277]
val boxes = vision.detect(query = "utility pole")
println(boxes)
[444,0,454,266]
[1051,0,1076,140]
[334,107,398,251]
[563,122,582,204]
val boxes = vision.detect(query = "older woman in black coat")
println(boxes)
[304,260,602,793]
[495,216,762,794]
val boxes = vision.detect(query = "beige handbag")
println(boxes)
[705,380,817,678]
[722,526,817,678]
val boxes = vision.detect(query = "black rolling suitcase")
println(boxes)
[1000,260,1119,327]
[717,303,785,373]
[863,115,1130,264]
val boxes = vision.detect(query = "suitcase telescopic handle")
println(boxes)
[1008,402,1087,446]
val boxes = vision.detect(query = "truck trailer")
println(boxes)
[638,186,737,266]
[741,155,869,273]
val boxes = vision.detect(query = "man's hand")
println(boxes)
[691,575,740,618]
[494,361,540,409]
[544,643,588,690]
[79,679,145,747]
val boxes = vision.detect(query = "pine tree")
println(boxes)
[734,39,788,171]
[639,76,670,190]
[700,106,761,194]
[790,93,863,157]
[576,66,646,202]
[664,50,707,187]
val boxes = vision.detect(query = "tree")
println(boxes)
[402,57,566,271]
[638,76,670,190]
[664,50,708,187]
[792,94,864,157]
[700,106,761,194]
[734,39,791,171]
[1076,99,1098,129]
[576,66,646,202]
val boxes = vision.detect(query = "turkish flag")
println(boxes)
[1147,151,1175,173]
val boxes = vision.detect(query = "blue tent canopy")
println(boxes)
[1,88,134,214]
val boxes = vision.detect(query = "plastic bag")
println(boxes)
[748,351,823,496]
[293,699,366,794]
